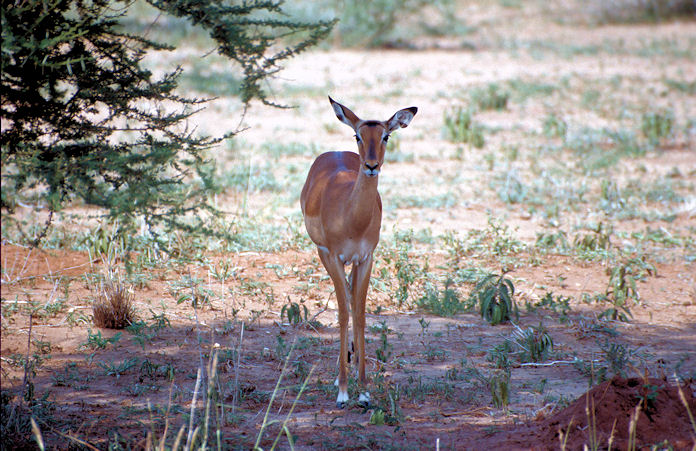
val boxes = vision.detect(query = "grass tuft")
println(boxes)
[92,279,136,329]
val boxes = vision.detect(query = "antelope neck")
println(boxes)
[346,166,378,231]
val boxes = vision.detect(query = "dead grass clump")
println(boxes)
[92,280,136,329]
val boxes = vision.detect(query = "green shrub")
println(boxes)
[443,107,485,148]
[332,0,458,47]
[470,83,509,111]
[641,109,674,146]
[417,280,472,317]
[472,273,518,325]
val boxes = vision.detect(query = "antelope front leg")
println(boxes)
[351,256,373,406]
[318,248,352,407]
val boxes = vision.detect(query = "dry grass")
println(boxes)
[92,279,136,329]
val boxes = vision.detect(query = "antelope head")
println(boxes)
[329,96,417,178]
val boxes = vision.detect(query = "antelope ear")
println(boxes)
[329,96,361,130]
[386,106,418,132]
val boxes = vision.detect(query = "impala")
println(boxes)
[300,97,417,407]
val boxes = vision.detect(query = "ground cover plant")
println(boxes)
[2,0,695,449]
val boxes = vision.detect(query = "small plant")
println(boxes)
[374,320,393,365]
[280,300,309,326]
[510,322,554,363]
[636,382,659,411]
[127,321,157,350]
[171,275,214,309]
[83,222,128,262]
[472,272,518,325]
[274,335,289,361]
[368,373,402,426]
[597,261,640,322]
[641,109,674,146]
[416,279,471,317]
[598,339,637,377]
[254,342,315,450]
[369,408,387,425]
[92,278,136,329]
[573,222,613,257]
[489,370,510,408]
[379,229,424,307]
[443,107,485,148]
[526,291,572,318]
[542,112,567,138]
[52,363,87,389]
[80,329,122,350]
[574,357,609,388]
[149,308,171,331]
[487,341,512,371]
[470,83,509,111]
[98,358,139,378]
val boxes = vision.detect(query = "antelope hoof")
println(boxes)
[336,389,349,408]
[358,392,371,408]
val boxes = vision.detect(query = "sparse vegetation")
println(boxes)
[417,279,472,316]
[443,107,486,147]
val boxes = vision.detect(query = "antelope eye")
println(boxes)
[383,135,390,142]
[354,135,361,142]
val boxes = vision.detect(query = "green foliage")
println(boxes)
[333,0,458,48]
[493,170,528,204]
[280,300,309,326]
[487,341,512,371]
[470,83,509,111]
[489,370,510,408]
[663,78,696,94]
[374,321,393,364]
[98,357,139,377]
[83,222,128,261]
[80,330,122,350]
[379,230,425,307]
[1,390,55,450]
[535,230,570,254]
[368,373,402,426]
[573,222,613,257]
[1,0,333,245]
[442,217,525,269]
[510,323,554,363]
[149,0,335,104]
[126,320,158,350]
[582,255,651,324]
[416,279,472,317]
[598,338,644,377]
[565,127,646,172]
[526,291,572,318]
[170,275,213,308]
[599,261,641,321]
[472,273,518,325]
[641,109,674,146]
[542,112,568,138]
[443,107,485,147]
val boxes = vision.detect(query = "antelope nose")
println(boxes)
[365,162,379,171]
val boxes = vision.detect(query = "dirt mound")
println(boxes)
[530,377,696,450]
